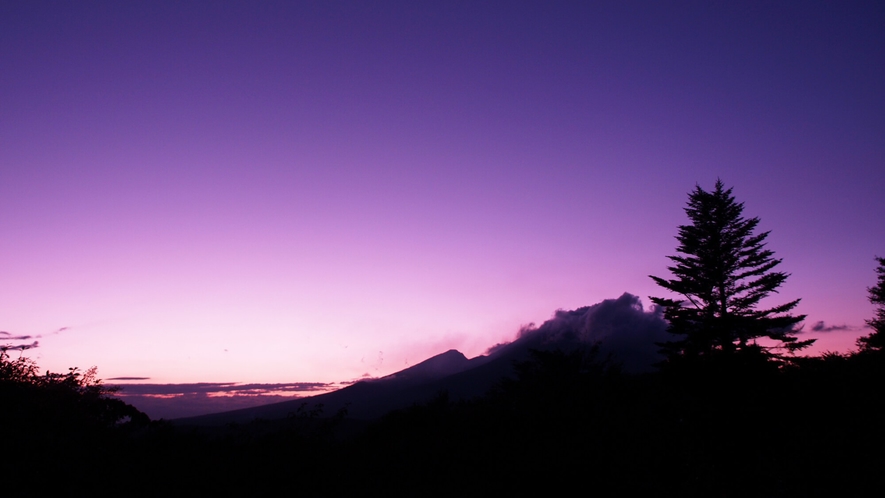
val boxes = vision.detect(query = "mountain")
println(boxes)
[174,342,537,426]
[176,349,476,425]
[174,293,668,426]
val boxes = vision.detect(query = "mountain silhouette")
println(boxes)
[175,293,666,426]
[173,329,601,426]
[174,329,579,426]
[174,348,490,425]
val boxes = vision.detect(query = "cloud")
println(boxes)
[111,382,334,397]
[1,326,71,350]
[810,321,853,333]
[512,293,669,373]
[1,341,39,351]
[1,331,33,340]
[484,340,513,356]
[105,381,343,420]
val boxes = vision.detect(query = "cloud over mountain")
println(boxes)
[512,292,669,372]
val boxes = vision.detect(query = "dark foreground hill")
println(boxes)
[11,348,885,497]
[7,295,885,496]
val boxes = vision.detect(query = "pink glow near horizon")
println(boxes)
[2,2,883,384]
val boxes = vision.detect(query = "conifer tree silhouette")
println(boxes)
[857,256,885,352]
[650,180,813,362]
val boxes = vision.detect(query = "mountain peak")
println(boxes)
[380,349,470,382]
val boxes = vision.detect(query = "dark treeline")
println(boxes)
[4,345,885,497]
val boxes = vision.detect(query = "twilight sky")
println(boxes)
[2,1,883,385]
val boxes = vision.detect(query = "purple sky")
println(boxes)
[2,1,883,386]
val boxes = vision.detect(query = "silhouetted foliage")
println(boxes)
[494,345,618,401]
[1,349,152,494]
[858,256,885,352]
[650,180,813,365]
[5,342,885,497]
[0,348,148,434]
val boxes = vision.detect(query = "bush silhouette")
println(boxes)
[0,348,148,435]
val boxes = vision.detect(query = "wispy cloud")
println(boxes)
[111,381,334,397]
[0,337,39,351]
[810,321,855,333]
[108,381,343,419]
[1,331,33,340]
[1,327,71,350]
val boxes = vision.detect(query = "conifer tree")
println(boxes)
[857,256,885,352]
[650,180,813,362]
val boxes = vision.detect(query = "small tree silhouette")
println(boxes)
[650,180,813,364]
[857,256,885,352]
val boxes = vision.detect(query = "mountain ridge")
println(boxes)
[174,293,668,426]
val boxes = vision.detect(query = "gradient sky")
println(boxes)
[2,1,883,385]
